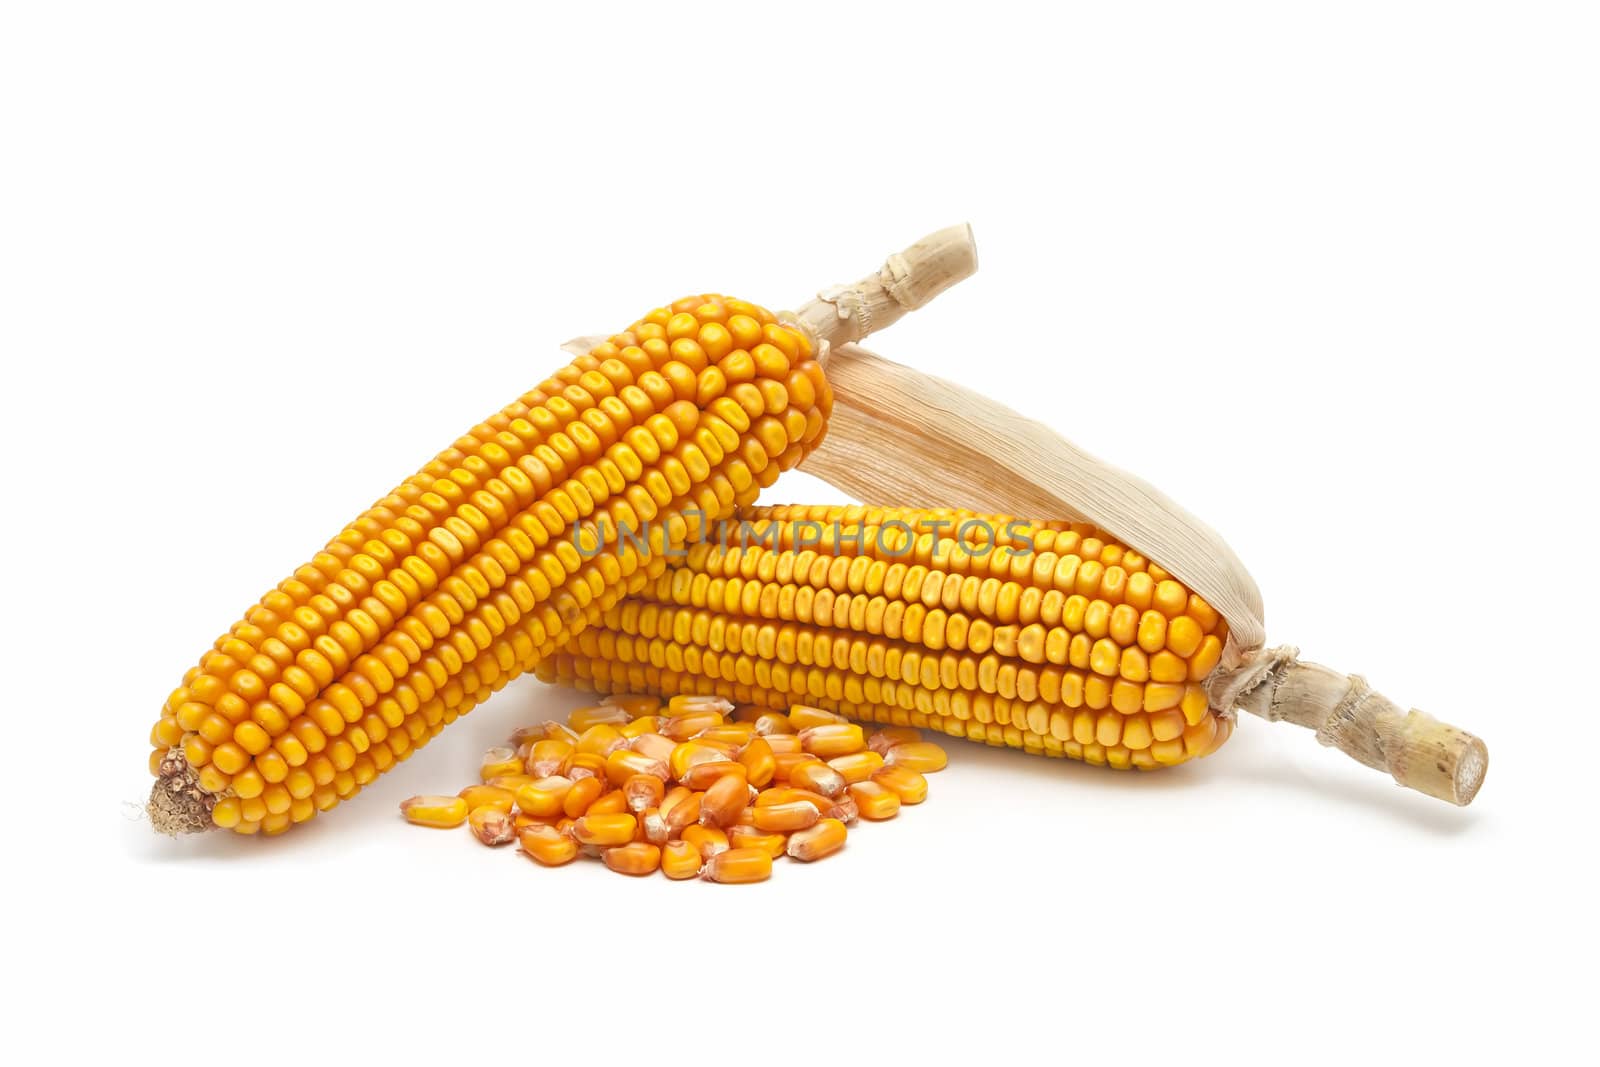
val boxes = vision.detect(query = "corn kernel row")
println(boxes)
[401,693,946,882]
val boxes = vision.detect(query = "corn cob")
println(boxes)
[542,507,1231,770]
[146,227,979,836]
[542,500,1487,804]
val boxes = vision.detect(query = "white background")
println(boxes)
[3,3,1595,1063]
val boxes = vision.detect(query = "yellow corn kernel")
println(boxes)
[762,734,803,755]
[562,775,605,818]
[399,794,469,828]
[669,741,731,779]
[480,746,523,780]
[576,723,626,757]
[624,773,665,813]
[883,741,947,773]
[487,773,535,793]
[846,781,901,821]
[738,736,777,787]
[603,842,662,876]
[1166,615,1203,658]
[629,731,677,764]
[871,765,928,805]
[698,774,748,828]
[567,705,630,732]
[680,760,747,791]
[661,839,702,879]
[696,724,757,747]
[1184,716,1219,757]
[571,813,637,846]
[525,739,574,778]
[786,818,847,862]
[755,786,832,812]
[586,788,629,816]
[469,806,517,846]
[752,711,796,735]
[661,710,726,741]
[606,747,669,787]
[659,784,692,817]
[210,797,242,830]
[1151,736,1187,766]
[772,751,823,782]
[826,750,885,784]
[1150,651,1189,683]
[700,847,772,884]
[542,722,581,745]
[458,784,516,813]
[663,791,702,835]
[565,752,608,782]
[515,776,575,818]
[728,826,787,859]
[618,715,659,739]
[798,723,865,759]
[509,724,547,748]
[1150,709,1185,743]
[790,760,847,798]
[1189,635,1223,681]
[519,824,578,866]
[694,738,747,760]
[681,823,730,860]
[752,800,819,833]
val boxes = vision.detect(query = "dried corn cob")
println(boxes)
[146,227,978,835]
[542,502,1487,804]
[542,508,1231,770]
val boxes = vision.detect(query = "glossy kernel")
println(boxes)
[661,839,702,879]
[871,765,928,805]
[883,742,948,773]
[846,781,901,821]
[519,825,578,866]
[603,842,662,876]
[786,818,847,861]
[571,812,638,846]
[469,806,517,846]
[701,847,772,884]
[399,794,468,828]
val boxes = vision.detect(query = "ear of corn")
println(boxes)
[148,298,831,836]
[539,506,1232,771]
[540,502,1485,804]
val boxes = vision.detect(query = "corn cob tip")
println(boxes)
[1213,648,1488,806]
[147,750,215,835]
[562,225,978,367]
[789,224,978,354]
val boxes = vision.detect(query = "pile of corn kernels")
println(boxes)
[400,694,946,883]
